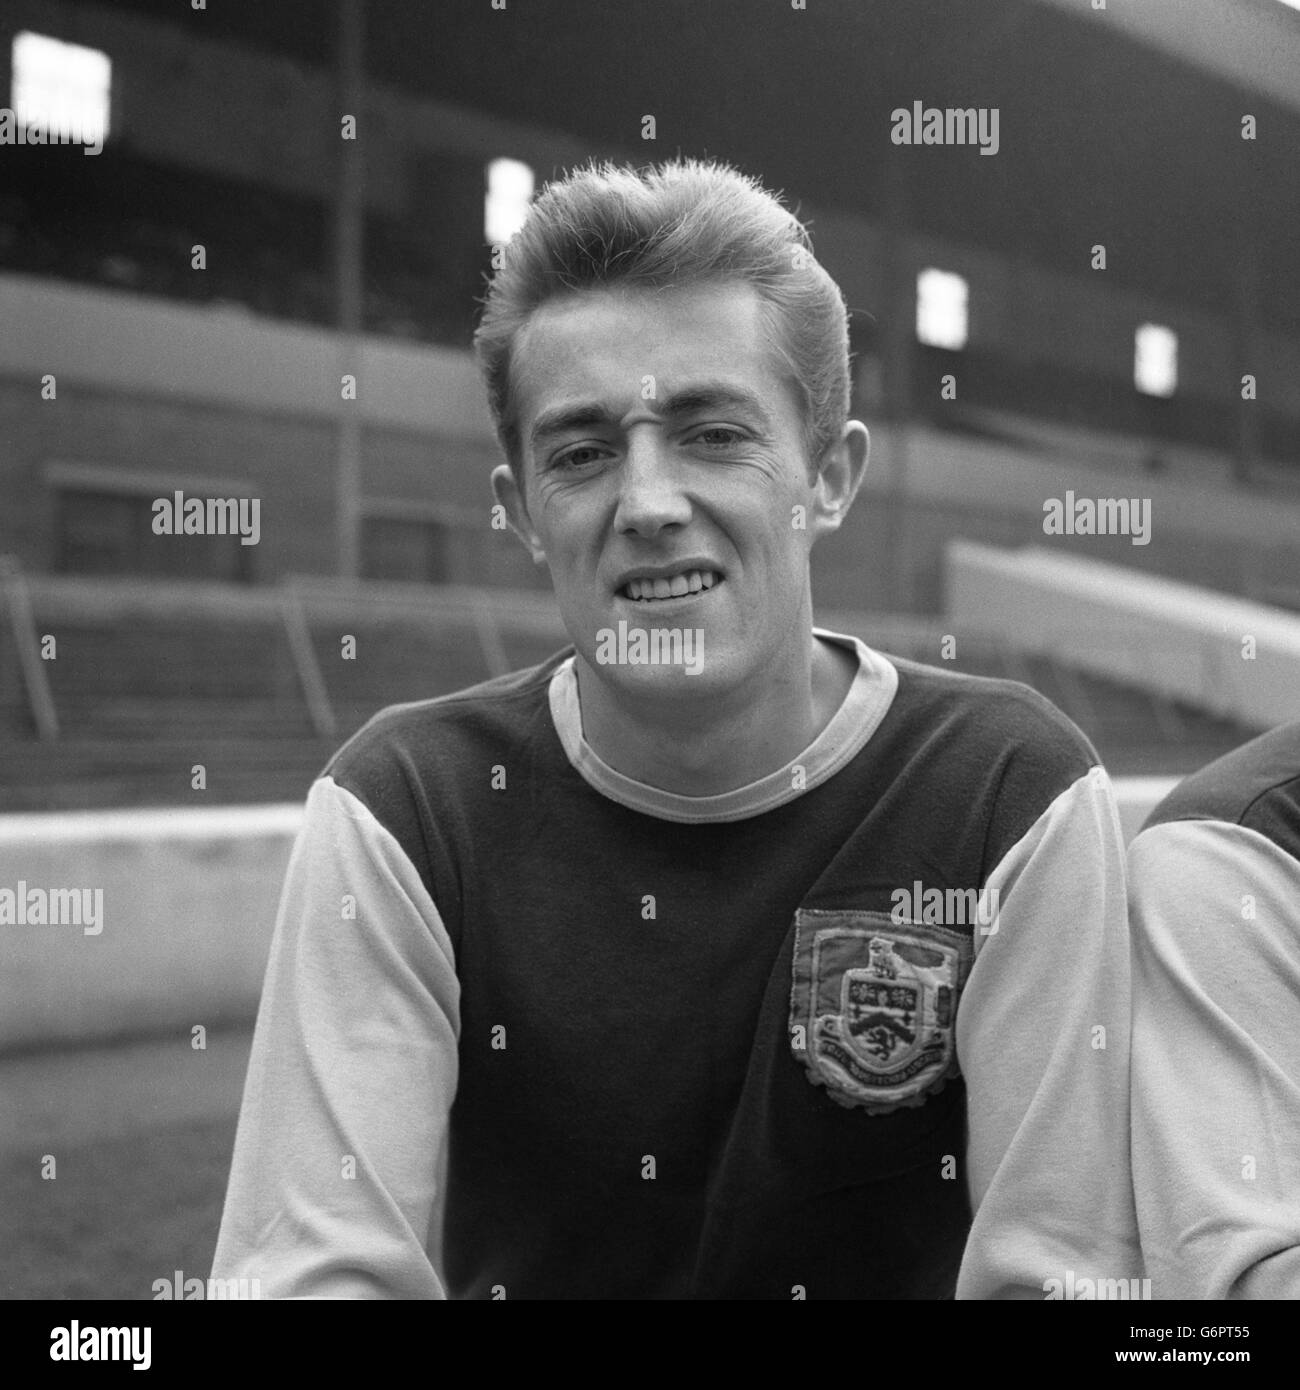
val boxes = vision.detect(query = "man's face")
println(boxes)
[494,279,851,702]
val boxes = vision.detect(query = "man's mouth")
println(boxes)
[618,569,724,603]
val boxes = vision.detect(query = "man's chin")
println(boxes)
[578,629,725,695]
[612,664,714,696]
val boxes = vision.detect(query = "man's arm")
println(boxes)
[955,767,1142,1299]
[1129,818,1300,1299]
[210,776,460,1298]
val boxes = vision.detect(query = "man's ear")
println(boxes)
[491,463,547,563]
[809,420,869,537]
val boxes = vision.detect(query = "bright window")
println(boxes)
[916,268,968,350]
[11,31,111,146]
[484,158,534,245]
[1134,323,1178,397]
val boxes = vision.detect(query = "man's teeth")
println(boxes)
[623,570,720,601]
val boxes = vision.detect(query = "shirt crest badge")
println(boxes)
[790,909,972,1114]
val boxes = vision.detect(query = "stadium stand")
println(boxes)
[1,566,1262,813]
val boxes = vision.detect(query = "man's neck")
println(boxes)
[574,634,857,797]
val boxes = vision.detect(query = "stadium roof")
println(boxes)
[75,0,1300,332]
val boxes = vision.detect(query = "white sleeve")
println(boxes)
[956,768,1142,1299]
[1129,818,1300,1299]
[211,776,460,1298]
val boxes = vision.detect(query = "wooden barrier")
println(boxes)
[0,775,1178,1053]
[946,542,1300,728]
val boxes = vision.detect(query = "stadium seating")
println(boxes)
[0,574,1259,812]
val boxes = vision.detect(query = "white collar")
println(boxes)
[547,628,898,823]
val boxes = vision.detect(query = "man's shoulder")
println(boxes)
[854,651,1111,890]
[325,646,573,789]
[883,651,1100,779]
[1139,722,1300,860]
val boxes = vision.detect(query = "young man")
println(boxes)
[212,159,1140,1299]
[1129,723,1300,1298]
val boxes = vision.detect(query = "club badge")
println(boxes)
[790,909,972,1114]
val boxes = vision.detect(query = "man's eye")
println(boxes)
[690,426,746,448]
[552,445,606,470]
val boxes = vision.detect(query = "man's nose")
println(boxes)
[612,429,692,536]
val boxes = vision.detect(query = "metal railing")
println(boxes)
[1,571,1261,756]
[0,556,59,740]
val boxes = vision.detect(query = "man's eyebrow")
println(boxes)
[658,385,771,422]
[529,404,614,446]
[528,384,771,447]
